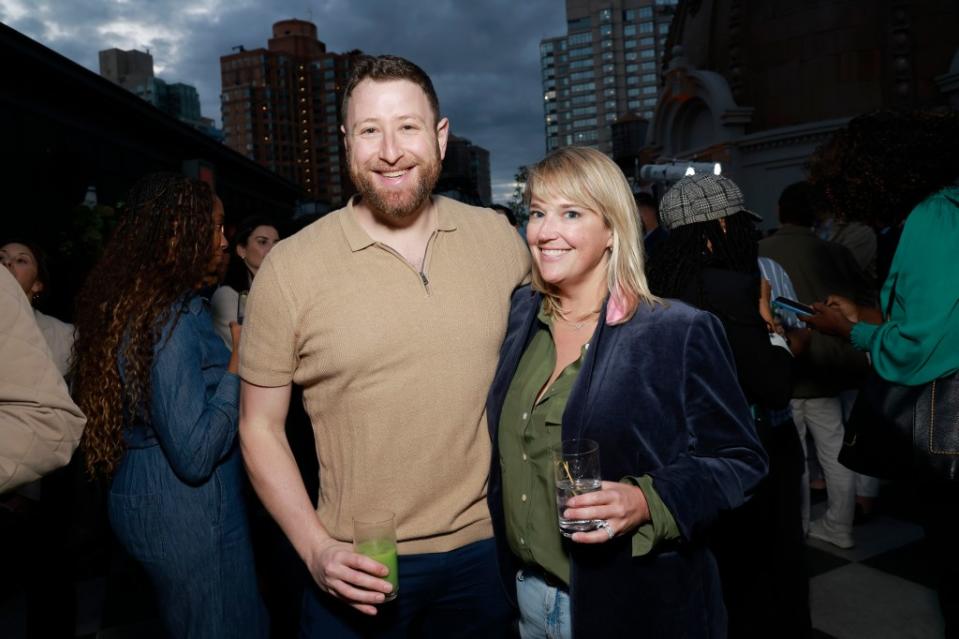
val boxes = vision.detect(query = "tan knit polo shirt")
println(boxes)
[239,196,530,554]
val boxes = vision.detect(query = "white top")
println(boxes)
[33,310,75,377]
[210,285,240,350]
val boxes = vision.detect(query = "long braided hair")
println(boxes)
[73,173,217,477]
[646,211,759,305]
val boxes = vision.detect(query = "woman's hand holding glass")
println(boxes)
[563,481,651,544]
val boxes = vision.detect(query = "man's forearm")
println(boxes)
[240,422,330,563]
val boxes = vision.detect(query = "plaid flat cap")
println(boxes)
[659,174,763,230]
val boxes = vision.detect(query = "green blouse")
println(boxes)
[850,187,959,384]
[498,305,679,585]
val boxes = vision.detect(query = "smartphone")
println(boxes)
[237,290,249,325]
[772,296,814,316]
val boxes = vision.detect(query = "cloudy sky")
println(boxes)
[1,0,566,202]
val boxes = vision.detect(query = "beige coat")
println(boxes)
[0,268,85,493]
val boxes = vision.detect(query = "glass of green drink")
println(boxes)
[353,509,398,602]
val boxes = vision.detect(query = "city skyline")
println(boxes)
[1,0,566,203]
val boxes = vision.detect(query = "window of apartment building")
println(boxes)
[571,81,596,92]
[640,7,653,18]
[642,73,657,82]
[626,63,639,73]
[604,75,616,85]
[573,117,597,129]
[569,45,592,58]
[659,22,671,34]
[605,113,618,122]
[570,70,594,81]
[624,24,637,37]
[641,61,656,71]
[643,97,657,106]
[548,125,559,135]
[600,24,613,37]
[573,130,599,143]
[640,36,655,47]
[643,110,654,119]
[567,16,591,31]
[602,63,615,74]
[640,21,654,33]
[642,85,657,94]
[623,9,636,22]
[626,75,640,85]
[602,38,613,49]
[627,99,640,110]
[603,87,617,97]
[571,93,595,105]
[602,51,614,62]
[625,51,638,61]
[640,48,655,58]
[572,105,597,117]
[627,87,641,97]
[541,42,554,55]
[570,58,593,69]
[568,32,592,46]
[604,99,617,110]
[599,8,612,22]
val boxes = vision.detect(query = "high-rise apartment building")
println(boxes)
[99,47,220,139]
[540,0,678,154]
[437,134,492,206]
[220,20,361,205]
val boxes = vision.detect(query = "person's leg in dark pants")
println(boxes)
[418,538,513,639]
[299,539,514,639]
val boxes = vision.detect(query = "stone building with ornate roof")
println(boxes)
[645,0,959,225]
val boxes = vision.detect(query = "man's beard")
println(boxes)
[349,148,442,220]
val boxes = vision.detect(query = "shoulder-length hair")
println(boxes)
[523,146,659,323]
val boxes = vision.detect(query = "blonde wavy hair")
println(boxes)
[523,146,659,324]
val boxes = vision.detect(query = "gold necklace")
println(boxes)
[556,308,601,331]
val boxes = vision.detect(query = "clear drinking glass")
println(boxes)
[353,509,398,601]
[551,438,603,537]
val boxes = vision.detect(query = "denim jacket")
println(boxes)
[121,295,239,485]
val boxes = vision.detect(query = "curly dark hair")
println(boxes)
[222,215,280,293]
[646,211,759,302]
[73,173,217,477]
[807,110,959,228]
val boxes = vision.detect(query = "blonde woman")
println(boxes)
[486,147,767,638]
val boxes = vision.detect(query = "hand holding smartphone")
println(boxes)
[772,296,815,316]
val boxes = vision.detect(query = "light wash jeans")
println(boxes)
[792,397,856,536]
[516,569,572,639]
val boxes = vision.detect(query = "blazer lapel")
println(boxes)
[563,298,613,440]
[487,291,541,440]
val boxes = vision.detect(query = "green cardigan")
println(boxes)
[851,187,959,385]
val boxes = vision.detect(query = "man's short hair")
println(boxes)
[342,55,440,125]
[777,181,817,227]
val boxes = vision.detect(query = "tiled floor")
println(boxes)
[0,483,947,638]
[805,483,946,639]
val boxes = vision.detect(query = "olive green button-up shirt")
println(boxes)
[498,306,680,586]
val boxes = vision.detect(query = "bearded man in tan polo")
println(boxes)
[238,55,529,638]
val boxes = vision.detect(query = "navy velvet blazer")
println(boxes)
[487,286,768,638]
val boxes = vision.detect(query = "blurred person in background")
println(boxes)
[72,173,267,638]
[210,216,280,349]
[803,109,959,637]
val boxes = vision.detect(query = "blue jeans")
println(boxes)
[300,538,512,638]
[516,568,572,639]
